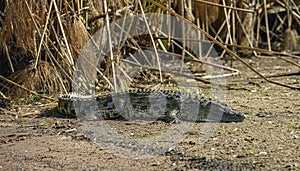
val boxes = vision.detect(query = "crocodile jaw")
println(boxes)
[220,111,246,122]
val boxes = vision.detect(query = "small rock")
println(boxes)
[255,113,271,118]
[258,151,267,156]
[34,102,42,105]
[151,162,160,166]
[292,135,298,139]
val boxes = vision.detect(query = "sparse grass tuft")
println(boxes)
[249,146,255,155]
[289,120,296,133]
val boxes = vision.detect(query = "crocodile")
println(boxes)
[58,89,246,123]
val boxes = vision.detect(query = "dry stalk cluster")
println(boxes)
[0,0,299,100]
[0,0,134,97]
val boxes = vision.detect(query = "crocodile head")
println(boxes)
[203,101,247,122]
[220,110,246,122]
[216,103,247,122]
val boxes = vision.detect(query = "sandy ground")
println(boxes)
[0,57,299,170]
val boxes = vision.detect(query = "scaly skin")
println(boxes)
[58,89,246,122]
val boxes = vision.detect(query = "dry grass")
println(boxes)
[4,61,63,97]
[0,0,299,99]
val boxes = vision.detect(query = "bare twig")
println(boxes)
[223,43,300,60]
[263,0,271,51]
[138,0,163,82]
[53,0,74,67]
[144,48,240,75]
[122,59,212,85]
[4,44,14,73]
[234,10,257,56]
[263,71,300,78]
[35,0,53,69]
[194,0,255,13]
[104,0,117,91]
[0,90,8,99]
[280,0,300,26]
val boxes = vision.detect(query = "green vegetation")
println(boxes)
[249,146,255,155]
[289,120,296,133]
